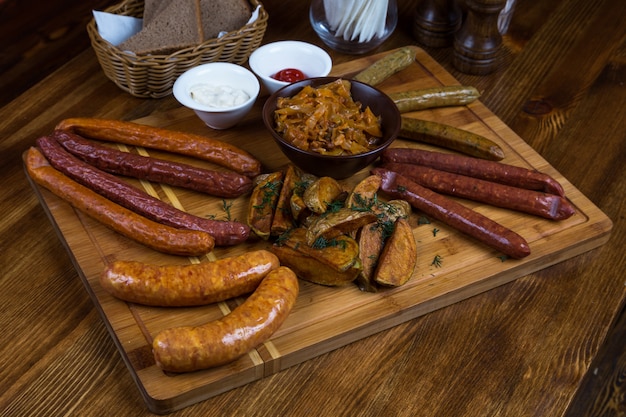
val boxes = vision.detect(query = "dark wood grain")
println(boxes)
[0,0,625,416]
[0,0,120,108]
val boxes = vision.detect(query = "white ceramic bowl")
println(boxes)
[248,41,333,95]
[173,62,260,130]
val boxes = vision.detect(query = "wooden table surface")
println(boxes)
[1,0,625,416]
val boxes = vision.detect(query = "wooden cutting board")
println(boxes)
[26,46,613,414]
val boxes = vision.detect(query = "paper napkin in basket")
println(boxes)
[92,10,142,46]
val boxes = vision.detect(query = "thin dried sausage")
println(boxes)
[381,162,575,220]
[381,147,565,196]
[352,47,416,86]
[36,135,250,246]
[25,147,214,256]
[372,168,531,259]
[54,130,252,198]
[388,86,480,113]
[56,118,262,177]
[399,117,505,161]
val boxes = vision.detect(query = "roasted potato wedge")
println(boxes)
[355,222,385,292]
[379,199,412,222]
[346,175,410,221]
[374,218,417,287]
[271,165,302,236]
[303,176,344,214]
[247,171,283,240]
[345,174,382,209]
[305,207,378,246]
[290,193,311,225]
[288,173,316,224]
[386,199,412,216]
[272,228,362,286]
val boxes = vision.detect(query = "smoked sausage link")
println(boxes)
[352,46,416,86]
[388,86,480,113]
[36,135,250,246]
[25,147,214,256]
[398,118,505,161]
[381,147,565,196]
[55,118,262,177]
[54,130,253,198]
[100,250,280,307]
[381,162,575,220]
[152,266,299,373]
[372,168,531,259]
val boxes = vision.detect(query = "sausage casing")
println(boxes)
[353,46,416,86]
[381,147,565,196]
[37,135,250,246]
[381,162,575,220]
[247,171,284,240]
[399,117,505,161]
[372,168,531,259]
[54,130,252,198]
[389,86,480,113]
[55,118,262,177]
[25,147,214,256]
[100,250,280,306]
[152,266,299,372]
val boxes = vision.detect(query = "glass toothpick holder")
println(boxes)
[309,0,398,54]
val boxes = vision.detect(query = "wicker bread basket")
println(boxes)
[87,0,268,98]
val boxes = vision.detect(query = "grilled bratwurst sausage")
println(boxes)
[372,168,531,259]
[55,118,262,177]
[54,130,252,198]
[100,250,280,307]
[25,147,214,256]
[36,135,250,246]
[152,266,299,373]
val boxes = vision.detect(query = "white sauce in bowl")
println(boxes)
[190,84,250,108]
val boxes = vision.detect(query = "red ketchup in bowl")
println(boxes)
[271,68,306,83]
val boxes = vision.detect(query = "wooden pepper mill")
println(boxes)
[453,0,508,74]
[412,0,462,48]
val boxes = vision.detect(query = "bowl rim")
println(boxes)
[173,62,260,113]
[249,40,333,85]
[262,76,401,160]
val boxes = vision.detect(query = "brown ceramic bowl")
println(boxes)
[262,77,401,179]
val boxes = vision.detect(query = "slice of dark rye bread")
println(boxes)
[118,0,252,55]
[119,0,203,55]
[200,0,251,39]
[142,0,168,25]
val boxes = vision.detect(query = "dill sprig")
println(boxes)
[222,199,233,221]
[311,236,348,250]
[431,254,443,268]
[253,179,282,210]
